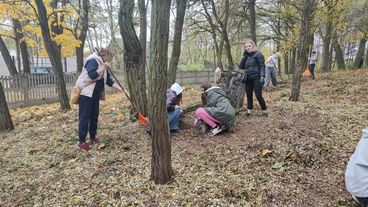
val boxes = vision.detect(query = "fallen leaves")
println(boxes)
[1,70,368,206]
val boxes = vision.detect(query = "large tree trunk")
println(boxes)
[0,82,14,131]
[149,0,173,185]
[35,0,71,110]
[290,0,315,102]
[249,0,257,44]
[332,32,345,70]
[13,19,30,74]
[321,21,333,72]
[353,37,367,69]
[0,35,18,76]
[119,0,148,116]
[168,0,187,85]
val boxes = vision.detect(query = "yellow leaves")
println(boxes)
[23,25,42,36]
[261,149,273,157]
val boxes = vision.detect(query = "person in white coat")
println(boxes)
[345,128,368,206]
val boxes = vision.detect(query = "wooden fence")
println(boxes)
[1,70,213,109]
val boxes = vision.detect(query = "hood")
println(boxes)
[206,87,227,96]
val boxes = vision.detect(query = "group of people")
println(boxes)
[72,45,365,207]
[73,40,321,148]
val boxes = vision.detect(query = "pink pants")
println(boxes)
[195,107,220,128]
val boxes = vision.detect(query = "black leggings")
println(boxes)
[245,78,267,110]
[309,64,315,80]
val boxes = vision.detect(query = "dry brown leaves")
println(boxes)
[1,69,367,206]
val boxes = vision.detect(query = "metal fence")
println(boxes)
[1,70,213,109]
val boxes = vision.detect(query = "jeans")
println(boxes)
[167,108,182,130]
[309,64,315,80]
[265,66,277,87]
[245,78,267,110]
[352,195,368,207]
[78,89,100,143]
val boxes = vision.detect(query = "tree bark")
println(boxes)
[138,0,148,114]
[13,19,30,74]
[149,0,173,185]
[353,37,367,69]
[284,51,289,75]
[332,31,345,70]
[76,0,90,73]
[0,35,18,76]
[248,0,257,44]
[321,20,333,72]
[290,48,297,75]
[35,0,71,110]
[168,0,187,85]
[0,82,14,131]
[290,0,315,102]
[119,0,148,116]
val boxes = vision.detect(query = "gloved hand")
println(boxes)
[259,77,265,87]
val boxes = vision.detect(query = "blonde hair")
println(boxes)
[97,48,114,59]
[244,39,258,52]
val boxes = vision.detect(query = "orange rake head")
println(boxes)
[137,112,149,126]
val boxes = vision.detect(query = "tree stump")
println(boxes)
[217,65,246,111]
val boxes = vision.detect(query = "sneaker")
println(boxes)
[89,138,100,145]
[208,125,223,136]
[245,109,252,116]
[77,142,90,151]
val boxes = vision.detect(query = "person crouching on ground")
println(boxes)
[166,83,183,133]
[75,48,124,151]
[345,128,368,206]
[195,82,235,136]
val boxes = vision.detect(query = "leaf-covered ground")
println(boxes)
[1,69,367,206]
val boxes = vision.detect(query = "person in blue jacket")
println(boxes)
[239,39,268,116]
[74,48,124,150]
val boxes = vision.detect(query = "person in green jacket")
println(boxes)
[195,82,235,136]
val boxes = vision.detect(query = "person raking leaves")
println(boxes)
[74,48,125,151]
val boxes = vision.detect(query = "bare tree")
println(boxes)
[290,0,315,102]
[0,82,14,131]
[149,0,173,185]
[118,0,148,115]
[0,35,18,76]
[248,0,257,44]
[12,19,31,74]
[34,0,71,110]
[168,0,187,85]
[73,0,90,73]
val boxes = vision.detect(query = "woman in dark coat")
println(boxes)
[239,39,268,116]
